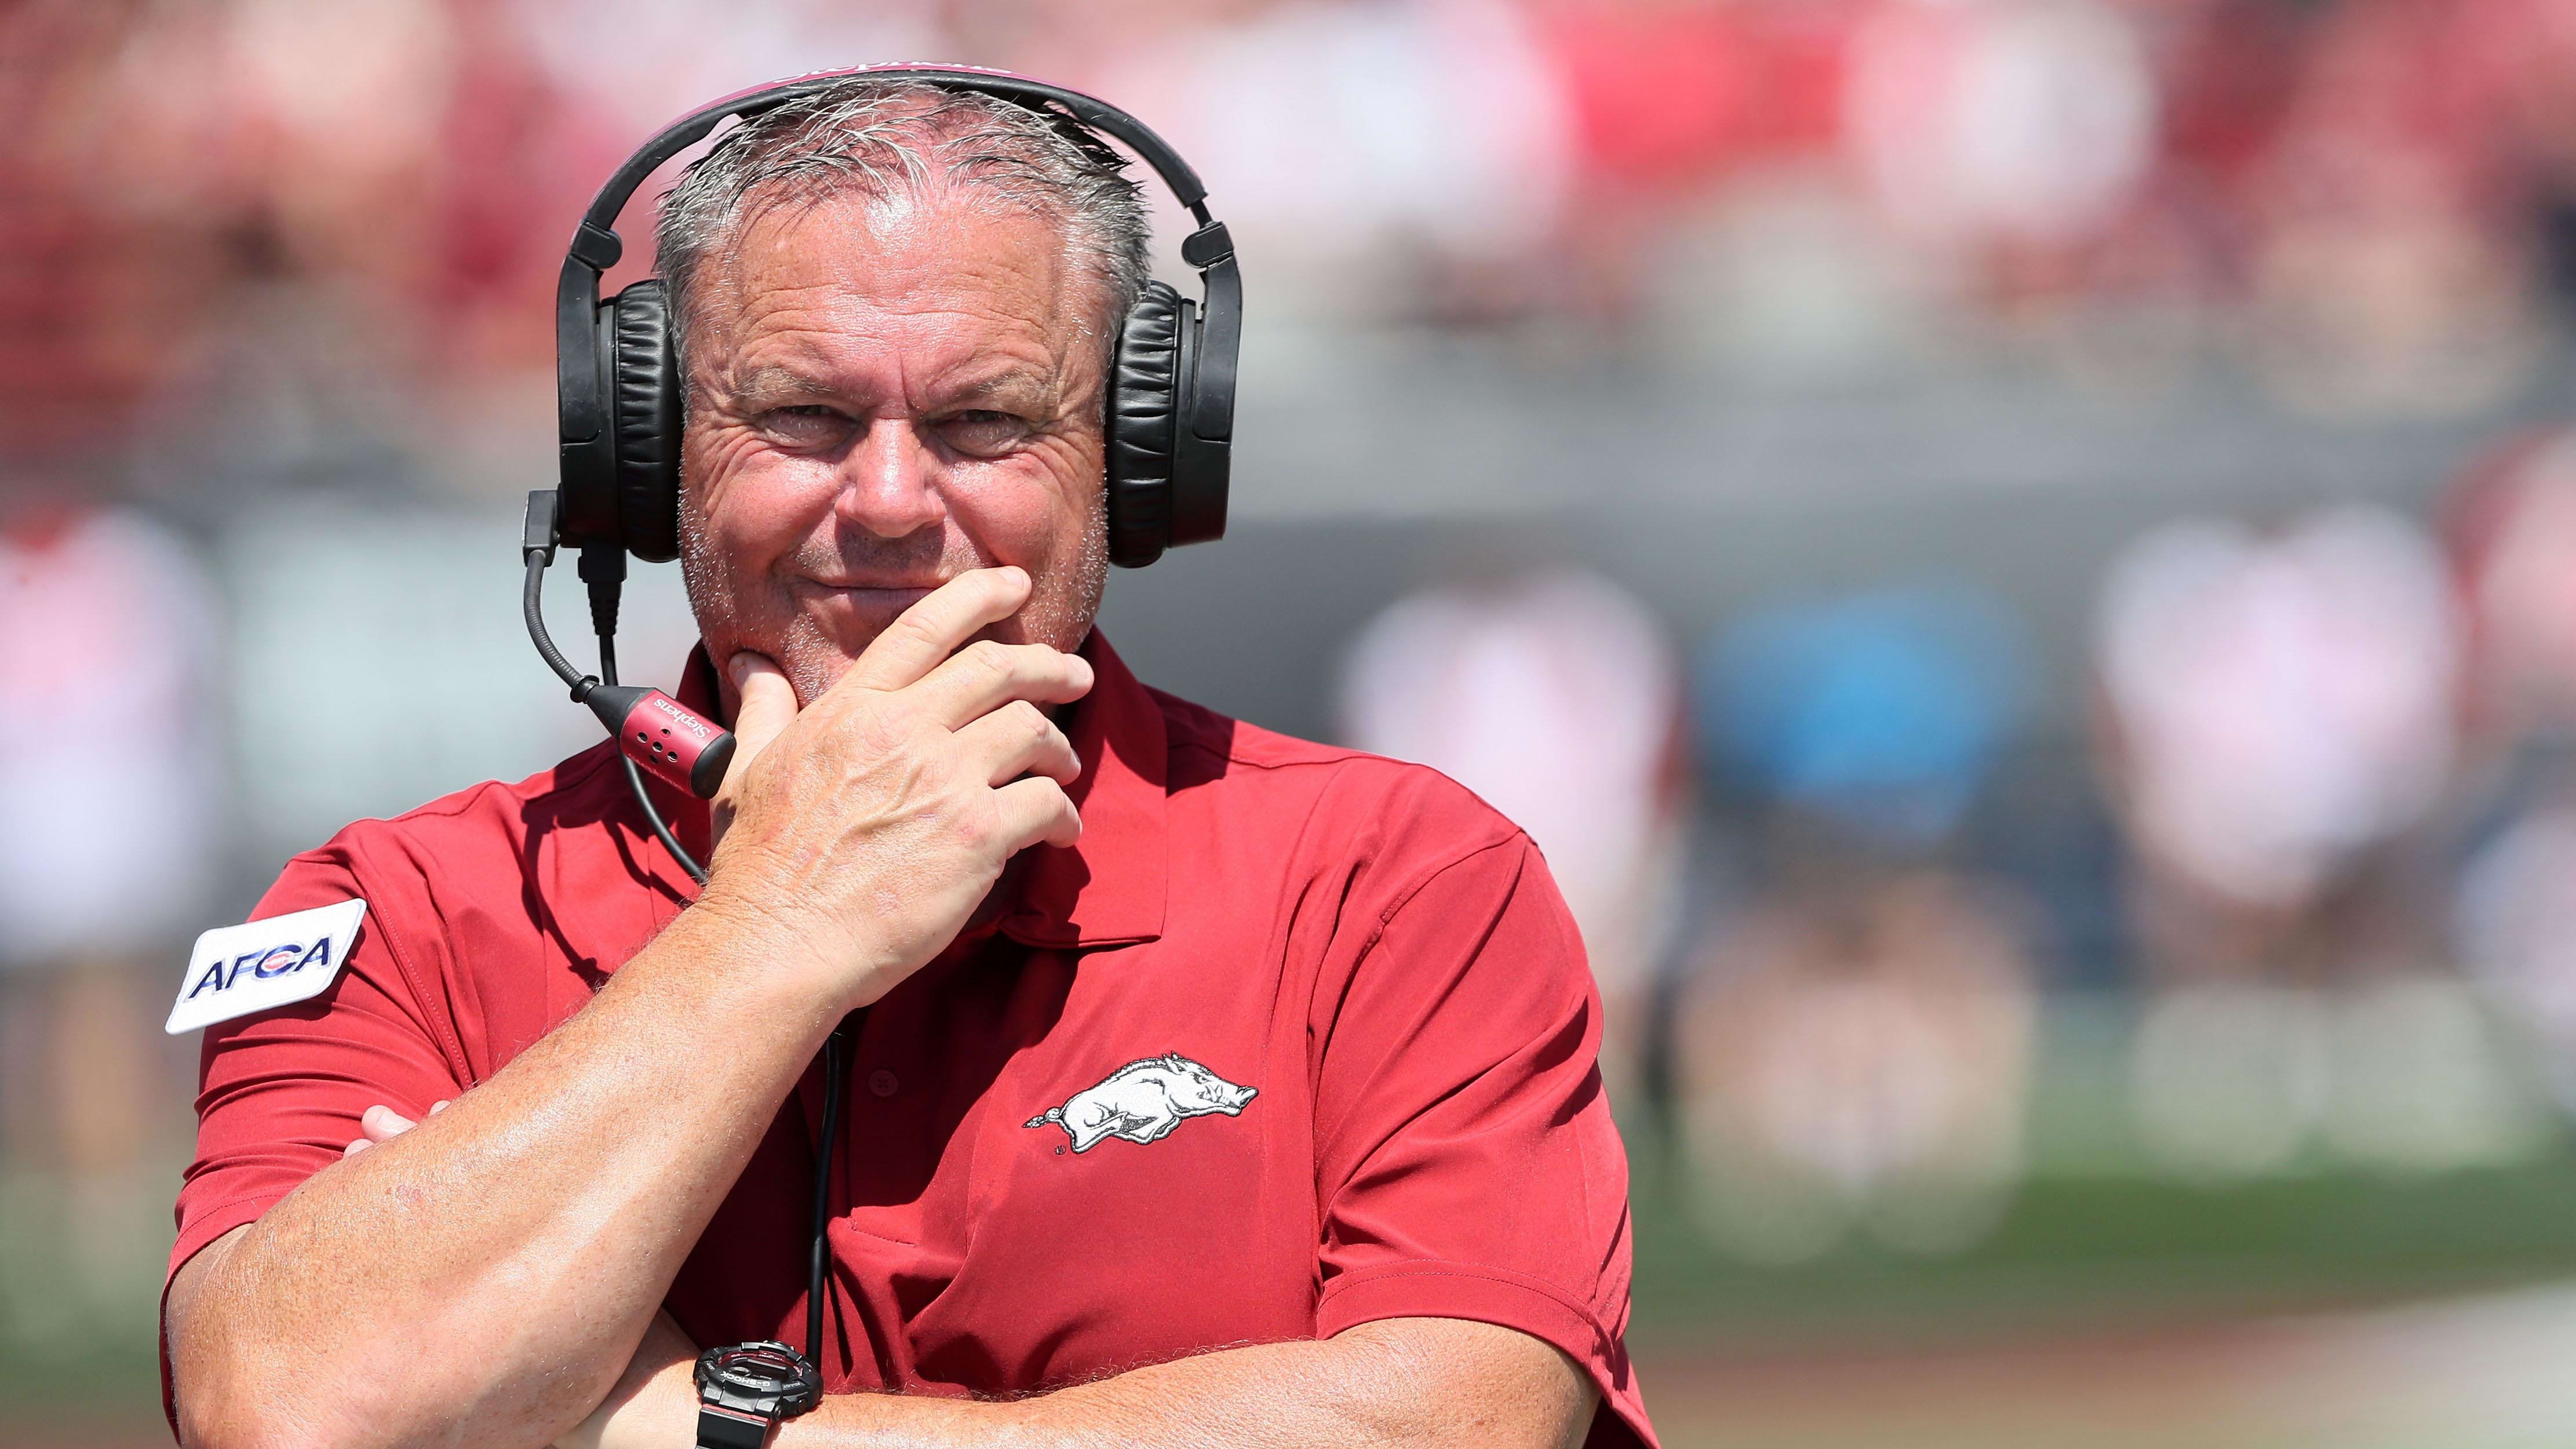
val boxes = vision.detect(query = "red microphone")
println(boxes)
[585,685,735,799]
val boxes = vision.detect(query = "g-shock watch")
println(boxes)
[694,1341,823,1448]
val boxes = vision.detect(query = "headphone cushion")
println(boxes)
[607,280,683,562]
[1106,281,1185,569]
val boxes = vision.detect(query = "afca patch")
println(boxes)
[164,899,367,1036]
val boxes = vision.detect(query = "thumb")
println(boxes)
[723,653,797,795]
[712,653,796,860]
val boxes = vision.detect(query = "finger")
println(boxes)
[992,774,1083,852]
[343,1138,371,1158]
[361,1104,417,1142]
[953,700,1081,787]
[722,653,799,799]
[842,567,1032,693]
[914,639,1094,730]
[429,1100,450,1114]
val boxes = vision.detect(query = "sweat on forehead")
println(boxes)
[654,79,1150,368]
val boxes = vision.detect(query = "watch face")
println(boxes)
[697,1341,823,1416]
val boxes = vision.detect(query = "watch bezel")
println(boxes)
[694,1340,824,1419]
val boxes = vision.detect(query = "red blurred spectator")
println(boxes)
[0,3,208,461]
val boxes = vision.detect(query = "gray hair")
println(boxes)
[655,78,1152,375]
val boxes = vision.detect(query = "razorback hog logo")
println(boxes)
[1023,1053,1257,1153]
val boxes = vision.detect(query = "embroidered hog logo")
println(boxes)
[1023,1053,1258,1153]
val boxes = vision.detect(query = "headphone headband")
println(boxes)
[577,65,1212,245]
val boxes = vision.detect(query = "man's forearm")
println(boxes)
[173,904,846,1449]
[570,1316,1595,1449]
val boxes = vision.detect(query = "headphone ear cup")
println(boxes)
[1106,281,1185,569]
[606,280,683,563]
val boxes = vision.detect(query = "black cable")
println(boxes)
[807,1016,858,1368]
[596,632,709,886]
[529,540,710,883]
[621,756,704,885]
[528,493,837,1384]
[523,554,592,697]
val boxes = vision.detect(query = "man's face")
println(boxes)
[678,185,1111,708]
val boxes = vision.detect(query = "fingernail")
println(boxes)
[728,653,756,686]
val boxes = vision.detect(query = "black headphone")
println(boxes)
[551,64,1240,571]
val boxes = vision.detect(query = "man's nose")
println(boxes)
[831,417,946,539]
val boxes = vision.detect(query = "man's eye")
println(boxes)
[939,410,1032,458]
[761,406,852,447]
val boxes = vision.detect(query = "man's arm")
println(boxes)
[167,570,1092,1449]
[555,1311,1596,1449]
[166,914,844,1449]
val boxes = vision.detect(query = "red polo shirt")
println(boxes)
[169,635,1655,1447]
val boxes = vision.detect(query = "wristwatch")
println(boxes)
[694,1341,823,1448]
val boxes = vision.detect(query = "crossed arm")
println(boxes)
[165,574,1598,1449]
[180,1217,1590,1449]
[558,1306,1591,1449]
[169,943,1594,1449]
[177,1086,1592,1449]
[314,1106,1597,1449]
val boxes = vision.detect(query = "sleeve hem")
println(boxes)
[1315,1260,1657,1449]
[169,1191,286,1289]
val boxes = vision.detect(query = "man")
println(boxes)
[165,78,1653,1449]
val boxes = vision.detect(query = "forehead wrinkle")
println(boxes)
[691,191,1098,420]
[698,183,1108,346]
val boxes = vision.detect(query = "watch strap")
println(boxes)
[696,1401,775,1449]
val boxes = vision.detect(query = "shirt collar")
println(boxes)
[665,630,1166,951]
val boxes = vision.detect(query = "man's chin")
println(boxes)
[789,583,940,638]
[772,639,864,709]
[720,589,1092,705]
[767,618,1033,705]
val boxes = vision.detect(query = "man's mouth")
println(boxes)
[789,577,948,604]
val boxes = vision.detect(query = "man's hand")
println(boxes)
[340,1100,444,1157]
[699,565,1091,1010]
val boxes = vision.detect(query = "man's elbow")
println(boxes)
[173,1315,620,1449]
[178,1403,334,1449]
[173,1354,348,1449]
[172,1317,439,1449]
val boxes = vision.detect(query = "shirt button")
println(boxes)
[866,1069,899,1099]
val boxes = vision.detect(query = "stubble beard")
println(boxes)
[679,489,1112,708]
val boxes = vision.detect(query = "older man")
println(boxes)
[165,77,1653,1449]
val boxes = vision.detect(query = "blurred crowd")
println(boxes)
[10,2,2576,1350]
[8,0,2576,462]
[1343,430,2576,1261]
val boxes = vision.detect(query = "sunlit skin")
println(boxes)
[677,184,1114,714]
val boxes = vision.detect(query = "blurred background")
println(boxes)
[10,0,2576,1443]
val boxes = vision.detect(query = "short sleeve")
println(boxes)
[1310,836,1656,1449]
[167,847,469,1284]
